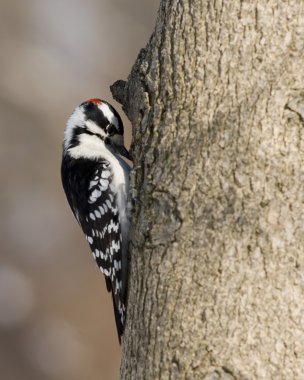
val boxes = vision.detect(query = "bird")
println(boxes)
[61,98,131,341]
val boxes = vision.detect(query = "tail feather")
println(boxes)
[105,278,124,343]
[111,290,124,344]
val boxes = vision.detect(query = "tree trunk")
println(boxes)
[111,1,304,379]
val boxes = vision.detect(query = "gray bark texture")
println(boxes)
[111,1,304,379]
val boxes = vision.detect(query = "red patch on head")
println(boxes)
[86,98,103,105]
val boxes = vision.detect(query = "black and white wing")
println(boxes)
[62,158,125,338]
[81,162,125,337]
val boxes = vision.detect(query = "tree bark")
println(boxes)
[111,1,304,379]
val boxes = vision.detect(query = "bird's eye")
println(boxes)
[106,124,116,136]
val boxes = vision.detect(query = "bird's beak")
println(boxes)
[110,134,133,161]
[114,144,133,161]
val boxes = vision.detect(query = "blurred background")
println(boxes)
[0,1,158,379]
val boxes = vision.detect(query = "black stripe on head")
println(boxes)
[68,126,83,148]
[101,100,124,135]
[68,125,104,148]
[82,102,109,131]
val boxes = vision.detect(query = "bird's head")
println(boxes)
[64,98,131,160]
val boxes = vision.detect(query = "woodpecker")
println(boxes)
[61,99,131,341]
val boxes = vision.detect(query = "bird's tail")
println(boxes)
[105,278,124,344]
[111,290,124,344]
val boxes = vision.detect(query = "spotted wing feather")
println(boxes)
[82,163,125,334]
[61,157,124,338]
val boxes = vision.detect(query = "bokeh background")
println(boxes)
[0,1,158,379]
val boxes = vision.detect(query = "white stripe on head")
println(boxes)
[98,102,119,130]
[64,106,85,151]
[86,120,107,137]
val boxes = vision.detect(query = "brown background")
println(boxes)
[0,1,158,379]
